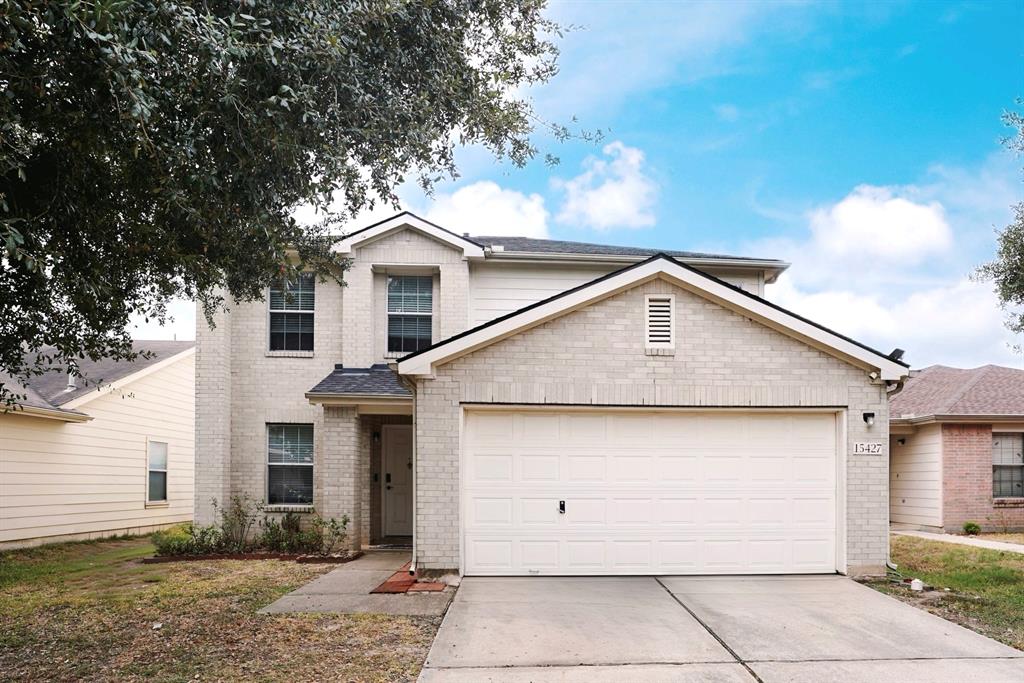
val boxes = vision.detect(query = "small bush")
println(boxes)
[152,523,222,556]
[258,511,348,554]
[214,495,263,553]
[312,513,350,555]
[963,521,981,536]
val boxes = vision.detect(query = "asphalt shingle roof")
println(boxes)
[890,364,1024,418]
[308,365,411,398]
[3,340,195,412]
[470,235,780,262]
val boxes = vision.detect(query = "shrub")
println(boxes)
[214,495,263,553]
[152,523,222,556]
[312,513,350,556]
[963,521,981,536]
[258,511,348,554]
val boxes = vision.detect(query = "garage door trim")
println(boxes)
[458,405,848,576]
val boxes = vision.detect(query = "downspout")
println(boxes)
[885,376,908,572]
[409,379,418,576]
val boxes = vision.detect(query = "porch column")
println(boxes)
[321,406,363,550]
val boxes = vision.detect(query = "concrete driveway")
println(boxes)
[419,575,1024,682]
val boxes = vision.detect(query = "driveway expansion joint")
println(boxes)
[655,577,765,683]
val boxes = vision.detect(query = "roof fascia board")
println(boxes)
[334,213,485,259]
[3,405,93,422]
[483,250,789,278]
[398,257,907,380]
[892,414,1024,426]
[60,347,196,410]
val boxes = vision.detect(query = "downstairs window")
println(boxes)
[992,433,1024,498]
[268,424,314,505]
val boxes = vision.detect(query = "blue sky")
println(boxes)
[136,0,1024,368]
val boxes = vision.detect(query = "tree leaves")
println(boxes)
[0,0,563,404]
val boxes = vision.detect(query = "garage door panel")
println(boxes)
[463,410,839,575]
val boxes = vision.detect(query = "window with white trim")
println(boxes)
[645,294,675,349]
[269,274,315,351]
[147,441,168,503]
[992,433,1024,498]
[268,424,314,505]
[387,275,432,353]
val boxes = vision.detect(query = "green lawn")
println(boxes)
[0,537,439,682]
[870,535,1024,651]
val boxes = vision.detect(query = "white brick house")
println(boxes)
[195,212,908,577]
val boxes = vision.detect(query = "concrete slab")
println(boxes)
[661,575,1023,662]
[424,577,732,669]
[418,663,755,682]
[259,549,452,616]
[263,591,452,617]
[752,657,1024,683]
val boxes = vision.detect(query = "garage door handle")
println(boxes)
[559,500,565,514]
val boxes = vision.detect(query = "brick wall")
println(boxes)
[414,277,890,574]
[942,424,1024,532]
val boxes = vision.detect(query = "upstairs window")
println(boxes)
[147,440,168,503]
[269,274,315,351]
[268,424,314,505]
[388,275,433,354]
[993,433,1024,498]
[645,294,675,349]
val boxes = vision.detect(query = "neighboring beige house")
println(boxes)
[890,364,1024,533]
[196,212,908,577]
[0,341,195,549]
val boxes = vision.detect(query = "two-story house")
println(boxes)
[195,212,908,577]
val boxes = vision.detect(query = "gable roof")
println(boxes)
[333,212,788,280]
[2,341,195,420]
[891,364,1024,422]
[397,253,909,380]
[333,212,486,258]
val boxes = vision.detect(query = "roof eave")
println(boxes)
[2,404,93,422]
[891,414,1024,426]
[305,392,412,405]
[484,249,789,277]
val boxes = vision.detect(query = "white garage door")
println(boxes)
[462,410,839,575]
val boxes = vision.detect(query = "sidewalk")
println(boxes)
[893,529,1024,555]
[259,549,454,616]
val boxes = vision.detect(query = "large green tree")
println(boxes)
[0,0,566,404]
[977,102,1024,347]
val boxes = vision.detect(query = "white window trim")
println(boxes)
[267,275,316,355]
[386,274,433,355]
[644,293,675,351]
[992,432,1024,500]
[146,437,169,507]
[266,424,315,507]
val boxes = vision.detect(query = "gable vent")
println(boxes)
[645,294,675,349]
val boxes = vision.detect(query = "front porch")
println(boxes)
[307,365,414,551]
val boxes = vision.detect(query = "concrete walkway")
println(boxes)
[260,550,453,616]
[419,575,1024,682]
[893,529,1024,555]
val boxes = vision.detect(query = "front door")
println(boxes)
[382,425,413,536]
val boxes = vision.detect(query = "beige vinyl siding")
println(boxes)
[0,352,195,548]
[469,262,765,327]
[889,424,942,527]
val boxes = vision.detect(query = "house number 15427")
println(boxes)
[853,442,883,455]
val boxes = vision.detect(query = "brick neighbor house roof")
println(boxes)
[890,364,1024,419]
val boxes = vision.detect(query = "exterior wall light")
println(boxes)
[863,412,875,427]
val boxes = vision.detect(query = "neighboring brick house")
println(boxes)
[195,212,908,577]
[890,365,1024,532]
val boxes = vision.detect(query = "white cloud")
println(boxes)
[754,161,1024,369]
[553,141,658,231]
[808,184,952,263]
[714,104,741,122]
[426,181,549,238]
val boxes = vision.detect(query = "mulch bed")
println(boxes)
[141,551,363,565]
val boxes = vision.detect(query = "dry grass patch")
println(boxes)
[980,532,1024,545]
[0,537,439,682]
[868,535,1024,651]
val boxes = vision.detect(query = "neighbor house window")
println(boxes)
[387,275,432,353]
[147,441,168,503]
[993,433,1024,498]
[269,273,315,351]
[268,424,314,505]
